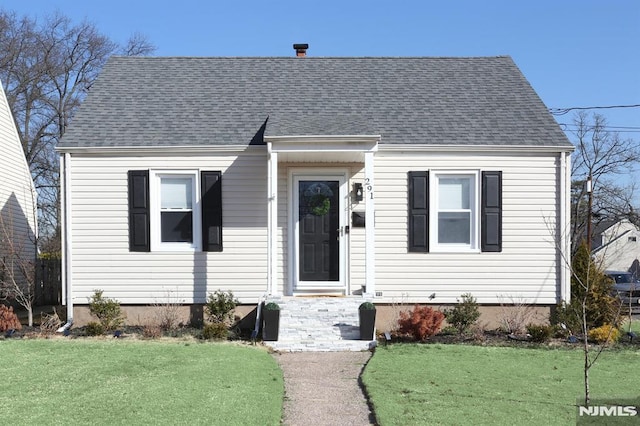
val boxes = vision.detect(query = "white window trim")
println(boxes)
[429,170,480,253]
[150,170,202,252]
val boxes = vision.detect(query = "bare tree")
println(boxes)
[0,195,37,327]
[565,243,622,406]
[547,215,623,406]
[0,10,155,248]
[569,112,640,254]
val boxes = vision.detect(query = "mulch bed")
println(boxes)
[3,323,639,349]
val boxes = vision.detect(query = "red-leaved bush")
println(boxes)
[397,305,444,341]
[0,305,22,332]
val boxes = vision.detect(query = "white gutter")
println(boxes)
[55,144,262,155]
[57,152,73,332]
[379,144,575,154]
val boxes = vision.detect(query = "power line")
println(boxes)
[557,123,640,134]
[603,125,640,130]
[549,104,640,116]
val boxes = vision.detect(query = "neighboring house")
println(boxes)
[592,219,640,275]
[57,49,573,327]
[0,80,37,294]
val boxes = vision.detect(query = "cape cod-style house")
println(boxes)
[56,46,573,347]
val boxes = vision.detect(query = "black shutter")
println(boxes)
[201,171,223,252]
[481,171,502,252]
[408,171,429,252]
[128,170,150,252]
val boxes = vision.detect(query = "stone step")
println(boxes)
[262,296,376,352]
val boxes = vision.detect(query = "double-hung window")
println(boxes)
[408,170,502,253]
[158,174,198,246]
[433,172,478,251]
[152,172,200,251]
[128,170,222,252]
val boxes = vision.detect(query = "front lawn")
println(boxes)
[363,344,640,425]
[0,339,283,425]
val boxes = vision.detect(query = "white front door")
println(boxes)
[291,171,347,293]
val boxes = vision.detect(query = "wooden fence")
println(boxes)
[35,258,61,306]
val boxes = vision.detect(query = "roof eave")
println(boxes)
[55,144,260,155]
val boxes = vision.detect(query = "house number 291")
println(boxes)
[365,178,374,199]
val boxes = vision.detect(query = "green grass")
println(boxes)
[0,339,283,425]
[363,344,640,425]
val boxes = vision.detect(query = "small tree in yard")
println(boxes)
[548,110,638,406]
[552,241,621,406]
[0,206,37,327]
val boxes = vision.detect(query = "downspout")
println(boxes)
[57,152,73,332]
[560,151,571,303]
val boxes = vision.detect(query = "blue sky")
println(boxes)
[3,0,639,144]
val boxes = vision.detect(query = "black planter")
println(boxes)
[262,309,280,341]
[359,309,376,340]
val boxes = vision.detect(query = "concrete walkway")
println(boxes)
[274,351,376,426]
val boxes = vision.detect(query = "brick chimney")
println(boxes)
[293,43,309,57]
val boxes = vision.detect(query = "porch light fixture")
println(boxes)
[353,183,363,202]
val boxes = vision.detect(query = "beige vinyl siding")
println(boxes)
[0,83,36,263]
[68,153,268,304]
[69,148,563,306]
[372,151,561,305]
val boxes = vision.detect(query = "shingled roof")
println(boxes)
[58,56,572,149]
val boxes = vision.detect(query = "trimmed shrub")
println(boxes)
[263,302,280,311]
[85,321,105,336]
[526,323,553,343]
[202,322,228,340]
[443,293,480,334]
[588,324,620,344]
[0,305,22,332]
[205,290,239,325]
[398,305,445,341]
[88,289,125,331]
[359,301,376,311]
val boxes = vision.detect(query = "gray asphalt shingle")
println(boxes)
[59,56,572,148]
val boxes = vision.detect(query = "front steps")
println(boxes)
[263,296,377,352]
